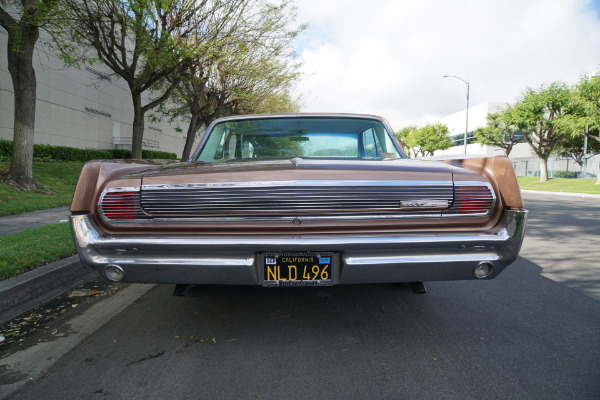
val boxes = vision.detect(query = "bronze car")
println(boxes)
[70,113,527,287]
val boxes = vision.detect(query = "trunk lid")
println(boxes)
[140,158,454,185]
[138,158,456,219]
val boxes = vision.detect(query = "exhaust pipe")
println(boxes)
[473,262,494,279]
[104,264,125,282]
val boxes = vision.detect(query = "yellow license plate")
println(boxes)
[262,252,334,287]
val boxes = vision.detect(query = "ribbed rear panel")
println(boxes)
[140,183,454,216]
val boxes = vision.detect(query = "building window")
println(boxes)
[147,126,162,133]
[85,107,112,119]
[449,131,476,146]
[85,66,111,82]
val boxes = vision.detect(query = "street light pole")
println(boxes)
[584,125,588,178]
[443,75,470,154]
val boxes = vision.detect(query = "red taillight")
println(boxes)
[457,185,494,214]
[100,191,139,220]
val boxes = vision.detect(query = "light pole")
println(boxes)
[443,74,470,154]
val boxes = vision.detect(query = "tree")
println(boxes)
[405,123,451,157]
[553,132,600,170]
[174,71,302,161]
[474,107,523,156]
[0,0,62,190]
[394,125,416,156]
[510,82,575,182]
[567,74,600,183]
[164,0,304,160]
[59,0,247,159]
[573,74,600,142]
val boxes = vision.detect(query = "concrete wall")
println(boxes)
[0,31,196,158]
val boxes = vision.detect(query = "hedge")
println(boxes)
[553,170,580,179]
[0,139,177,161]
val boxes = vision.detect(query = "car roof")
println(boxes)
[211,113,389,124]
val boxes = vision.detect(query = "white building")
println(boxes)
[435,101,599,178]
[0,31,194,158]
[435,101,534,158]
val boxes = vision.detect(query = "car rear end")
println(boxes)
[70,157,527,286]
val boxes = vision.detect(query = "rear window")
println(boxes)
[195,117,403,162]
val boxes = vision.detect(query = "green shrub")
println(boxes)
[141,149,177,159]
[0,139,12,157]
[107,149,131,158]
[553,170,579,179]
[0,139,177,161]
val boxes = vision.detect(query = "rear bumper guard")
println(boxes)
[70,210,527,284]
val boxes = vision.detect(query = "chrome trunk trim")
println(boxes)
[140,180,453,189]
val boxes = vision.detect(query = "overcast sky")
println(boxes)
[293,0,600,130]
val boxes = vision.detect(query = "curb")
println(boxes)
[521,189,600,199]
[0,255,95,324]
[0,284,155,399]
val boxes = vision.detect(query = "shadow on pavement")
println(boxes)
[8,256,600,400]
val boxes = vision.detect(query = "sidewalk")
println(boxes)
[0,206,94,323]
[521,189,600,199]
[0,206,70,237]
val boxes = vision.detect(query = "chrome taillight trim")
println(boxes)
[441,181,496,218]
[98,186,150,222]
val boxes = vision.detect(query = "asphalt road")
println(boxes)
[6,192,600,400]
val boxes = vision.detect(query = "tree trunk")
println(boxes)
[3,17,39,190]
[182,115,202,161]
[131,92,144,159]
[587,135,600,185]
[539,157,549,182]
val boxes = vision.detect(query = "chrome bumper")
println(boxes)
[70,210,527,285]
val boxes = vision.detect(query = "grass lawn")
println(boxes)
[0,161,84,217]
[0,223,76,281]
[518,177,600,194]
